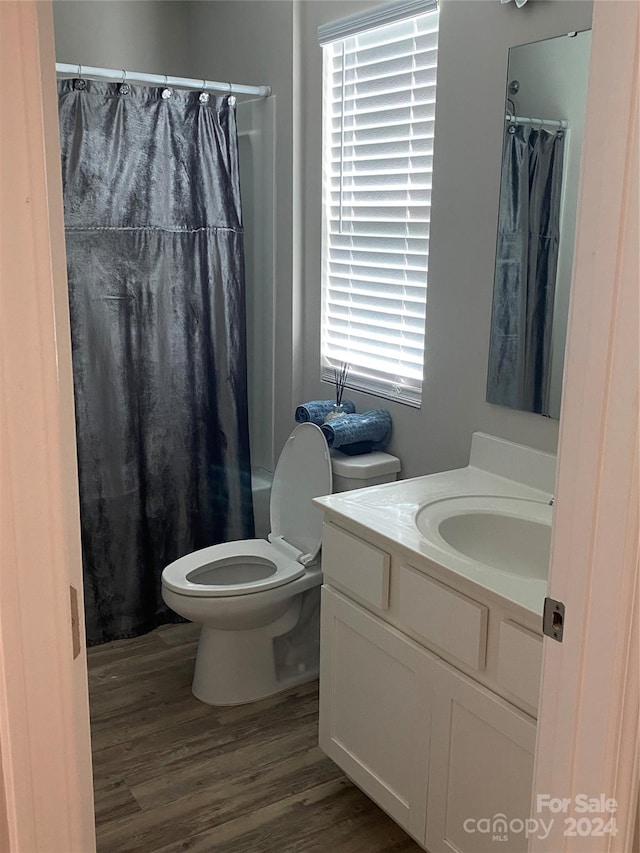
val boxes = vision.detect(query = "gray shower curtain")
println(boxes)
[58,79,254,645]
[487,124,565,414]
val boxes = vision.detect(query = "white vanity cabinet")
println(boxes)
[318,520,541,853]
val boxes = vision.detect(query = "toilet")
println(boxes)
[162,422,400,705]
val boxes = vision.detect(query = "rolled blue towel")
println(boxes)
[295,399,356,425]
[320,409,392,452]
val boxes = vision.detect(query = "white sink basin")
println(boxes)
[415,495,552,580]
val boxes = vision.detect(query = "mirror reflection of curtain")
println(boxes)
[58,80,254,645]
[487,124,565,414]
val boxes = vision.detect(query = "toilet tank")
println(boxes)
[252,449,401,539]
[330,450,401,493]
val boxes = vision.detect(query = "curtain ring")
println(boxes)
[227,81,236,107]
[74,64,86,91]
[119,69,130,95]
[199,79,210,104]
[162,74,172,100]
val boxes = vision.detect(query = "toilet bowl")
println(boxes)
[162,423,333,706]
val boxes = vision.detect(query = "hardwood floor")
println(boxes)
[88,623,422,853]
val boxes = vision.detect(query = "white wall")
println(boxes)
[301,0,592,478]
[53,0,191,75]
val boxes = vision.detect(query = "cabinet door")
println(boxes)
[426,660,537,853]
[319,586,435,843]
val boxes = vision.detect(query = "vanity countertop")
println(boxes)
[315,464,552,618]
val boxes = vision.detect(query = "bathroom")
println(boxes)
[0,0,637,851]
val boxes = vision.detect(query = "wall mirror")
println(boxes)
[486,30,591,418]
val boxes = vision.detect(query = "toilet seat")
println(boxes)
[162,539,306,597]
[162,423,333,600]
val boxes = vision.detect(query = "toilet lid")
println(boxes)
[270,423,332,561]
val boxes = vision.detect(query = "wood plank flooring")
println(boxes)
[88,623,422,853]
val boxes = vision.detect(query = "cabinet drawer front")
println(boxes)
[497,620,543,711]
[322,522,390,610]
[398,565,488,669]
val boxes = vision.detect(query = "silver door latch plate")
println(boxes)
[543,597,565,642]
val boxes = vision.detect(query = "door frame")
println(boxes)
[0,2,95,850]
[530,1,639,850]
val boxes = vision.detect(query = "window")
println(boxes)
[320,1,439,406]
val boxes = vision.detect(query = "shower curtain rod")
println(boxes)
[55,63,271,98]
[506,114,568,130]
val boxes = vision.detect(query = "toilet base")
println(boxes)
[193,648,318,706]
[191,596,316,705]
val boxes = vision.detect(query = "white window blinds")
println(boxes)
[320,4,439,406]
